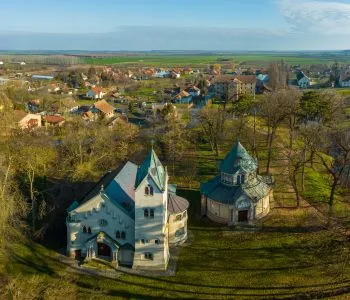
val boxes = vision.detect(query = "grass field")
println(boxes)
[3,189,349,299]
[83,53,350,67]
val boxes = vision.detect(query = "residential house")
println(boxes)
[174,90,192,104]
[296,71,311,89]
[32,75,54,81]
[153,70,170,78]
[187,86,201,97]
[87,87,105,100]
[66,149,189,269]
[91,100,115,119]
[26,99,41,113]
[339,72,350,87]
[210,75,256,100]
[14,110,42,130]
[256,74,271,94]
[43,115,65,127]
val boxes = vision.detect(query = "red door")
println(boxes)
[238,210,248,222]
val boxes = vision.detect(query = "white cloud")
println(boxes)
[278,0,350,35]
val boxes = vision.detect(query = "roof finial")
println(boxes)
[151,139,155,150]
[100,184,104,192]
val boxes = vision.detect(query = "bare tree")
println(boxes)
[317,128,350,226]
[198,105,226,156]
[260,89,291,174]
[267,60,288,91]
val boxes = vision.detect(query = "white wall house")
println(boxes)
[86,87,105,99]
[339,73,350,87]
[298,76,310,88]
[66,150,189,270]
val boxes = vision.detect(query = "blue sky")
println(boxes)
[1,0,350,50]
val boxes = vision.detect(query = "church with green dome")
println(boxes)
[200,141,274,225]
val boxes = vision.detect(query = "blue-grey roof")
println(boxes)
[200,174,272,205]
[32,75,54,80]
[220,141,257,174]
[68,161,138,219]
[135,149,166,191]
[67,200,79,212]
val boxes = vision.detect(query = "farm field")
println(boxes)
[82,52,350,67]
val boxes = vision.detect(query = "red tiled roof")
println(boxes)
[44,115,65,124]
[92,86,104,94]
[94,100,114,115]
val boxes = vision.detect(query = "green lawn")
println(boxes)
[2,197,349,299]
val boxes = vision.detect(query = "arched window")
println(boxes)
[145,186,149,195]
[149,185,154,196]
[87,227,92,234]
[116,231,121,239]
[99,219,108,227]
[121,231,126,240]
[83,226,87,233]
[237,175,241,185]
[150,209,154,219]
[241,174,245,184]
[144,209,149,218]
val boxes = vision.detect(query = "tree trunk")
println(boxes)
[327,181,337,228]
[301,147,306,192]
[266,128,276,174]
[29,171,36,231]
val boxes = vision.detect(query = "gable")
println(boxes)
[72,192,134,221]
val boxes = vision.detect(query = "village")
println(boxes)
[1,57,350,133]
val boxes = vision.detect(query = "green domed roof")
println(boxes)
[220,141,257,174]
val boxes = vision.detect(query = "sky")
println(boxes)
[1,0,350,51]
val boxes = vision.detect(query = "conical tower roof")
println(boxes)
[220,141,257,174]
[135,149,166,191]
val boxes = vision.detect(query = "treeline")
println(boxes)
[0,55,83,65]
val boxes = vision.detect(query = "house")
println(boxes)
[66,149,189,269]
[86,87,105,100]
[25,99,41,112]
[47,83,61,93]
[339,72,350,87]
[153,70,170,78]
[91,100,115,119]
[187,86,201,97]
[43,115,65,127]
[256,74,271,94]
[200,141,274,225]
[296,71,311,89]
[170,71,181,79]
[210,75,256,100]
[14,110,42,130]
[32,75,54,81]
[174,90,192,104]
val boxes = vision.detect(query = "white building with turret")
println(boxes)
[66,149,189,270]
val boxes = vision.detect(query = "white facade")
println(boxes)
[298,76,310,89]
[66,151,189,270]
[340,79,350,87]
[18,113,42,130]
